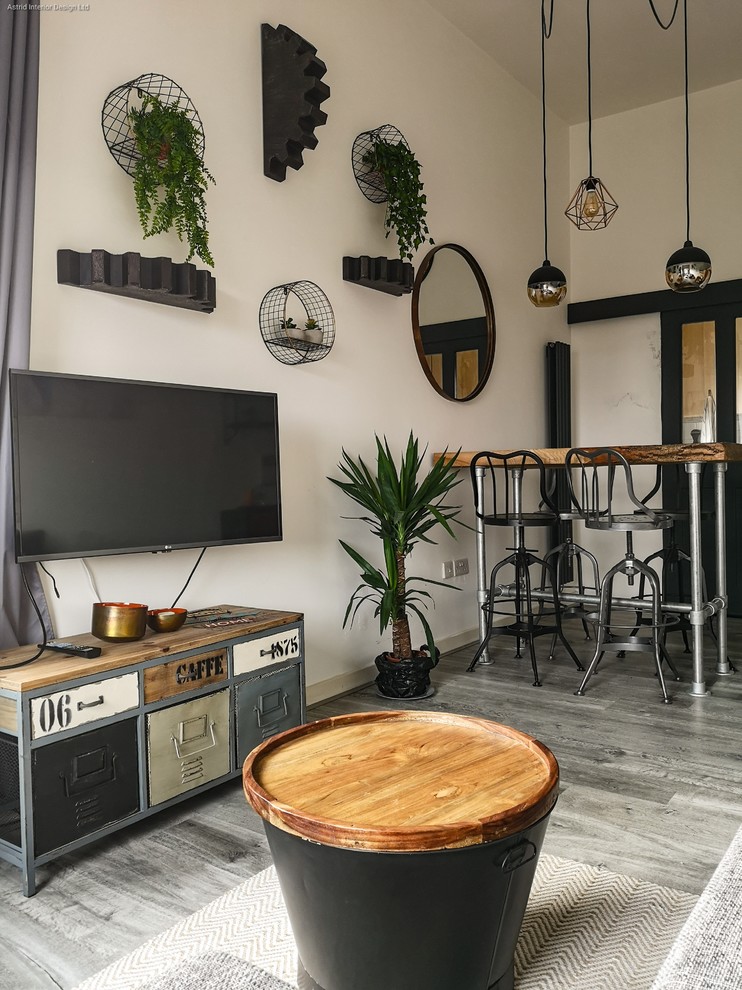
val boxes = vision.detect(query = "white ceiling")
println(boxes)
[423,0,742,124]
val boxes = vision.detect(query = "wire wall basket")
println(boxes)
[351,124,408,203]
[259,281,335,365]
[101,72,204,176]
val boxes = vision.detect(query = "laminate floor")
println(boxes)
[1,619,741,989]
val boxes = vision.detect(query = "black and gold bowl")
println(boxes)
[147,607,188,633]
[91,602,148,642]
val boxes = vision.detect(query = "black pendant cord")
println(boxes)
[586,0,593,177]
[647,0,680,29]
[540,0,553,261]
[683,0,691,243]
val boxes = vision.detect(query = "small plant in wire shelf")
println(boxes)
[304,318,324,344]
[280,316,305,342]
[129,92,215,267]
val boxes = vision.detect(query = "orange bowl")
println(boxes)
[147,607,188,633]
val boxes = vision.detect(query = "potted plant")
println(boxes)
[128,92,215,267]
[304,318,324,344]
[328,434,462,698]
[363,137,433,262]
[280,317,304,342]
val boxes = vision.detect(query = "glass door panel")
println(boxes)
[681,321,716,442]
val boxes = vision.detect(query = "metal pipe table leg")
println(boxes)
[475,466,493,664]
[714,462,732,675]
[686,462,708,696]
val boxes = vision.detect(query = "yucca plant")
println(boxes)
[328,434,462,663]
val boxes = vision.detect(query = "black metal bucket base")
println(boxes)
[375,684,435,700]
[297,957,514,990]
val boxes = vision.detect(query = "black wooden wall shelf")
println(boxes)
[351,124,407,203]
[343,256,414,296]
[261,23,330,182]
[259,281,335,365]
[101,73,204,177]
[57,250,216,313]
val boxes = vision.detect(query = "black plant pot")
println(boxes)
[374,650,438,699]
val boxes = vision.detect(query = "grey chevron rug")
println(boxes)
[74,854,697,990]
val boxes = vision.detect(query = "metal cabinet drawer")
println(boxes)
[30,672,139,740]
[32,717,140,855]
[147,689,230,806]
[235,663,302,765]
[233,628,301,676]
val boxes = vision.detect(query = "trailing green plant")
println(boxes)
[129,93,215,267]
[328,434,462,661]
[363,139,433,262]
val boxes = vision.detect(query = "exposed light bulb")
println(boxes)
[581,187,601,220]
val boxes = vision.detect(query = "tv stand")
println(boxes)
[0,605,304,896]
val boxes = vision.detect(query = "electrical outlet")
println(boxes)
[442,560,455,579]
[454,557,469,576]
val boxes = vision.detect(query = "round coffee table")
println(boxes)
[243,710,558,990]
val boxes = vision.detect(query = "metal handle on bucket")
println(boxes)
[498,840,537,873]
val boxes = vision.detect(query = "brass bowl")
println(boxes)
[147,607,188,633]
[92,602,148,642]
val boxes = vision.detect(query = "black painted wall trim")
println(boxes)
[567,278,742,325]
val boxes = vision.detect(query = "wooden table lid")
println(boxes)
[242,710,559,851]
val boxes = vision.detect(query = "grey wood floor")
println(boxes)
[2,619,741,989]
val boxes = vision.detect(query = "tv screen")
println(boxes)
[10,370,282,562]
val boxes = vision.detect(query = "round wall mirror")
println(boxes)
[412,244,495,401]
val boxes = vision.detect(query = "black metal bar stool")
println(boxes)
[466,450,584,686]
[565,447,681,704]
[542,509,601,658]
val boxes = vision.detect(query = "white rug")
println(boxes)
[74,854,697,990]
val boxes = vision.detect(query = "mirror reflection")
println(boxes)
[412,244,495,401]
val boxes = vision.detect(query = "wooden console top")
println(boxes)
[0,606,302,692]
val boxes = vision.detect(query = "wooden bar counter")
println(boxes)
[439,443,742,694]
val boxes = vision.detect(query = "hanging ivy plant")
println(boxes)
[363,138,433,262]
[128,93,215,267]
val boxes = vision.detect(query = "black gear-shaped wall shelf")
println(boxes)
[57,249,216,313]
[259,281,335,365]
[101,73,204,176]
[351,124,408,203]
[261,23,330,182]
[342,256,414,296]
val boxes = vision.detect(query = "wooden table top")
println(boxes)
[0,606,302,693]
[439,442,742,470]
[243,710,559,851]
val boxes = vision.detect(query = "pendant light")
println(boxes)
[665,0,711,291]
[528,0,567,307]
[565,0,618,230]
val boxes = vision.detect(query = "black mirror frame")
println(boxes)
[411,243,496,402]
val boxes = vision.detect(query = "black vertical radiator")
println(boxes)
[545,341,572,571]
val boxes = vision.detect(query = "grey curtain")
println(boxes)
[0,7,51,648]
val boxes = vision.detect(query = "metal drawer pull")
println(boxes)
[255,692,288,727]
[171,720,216,758]
[259,646,277,657]
[77,695,104,711]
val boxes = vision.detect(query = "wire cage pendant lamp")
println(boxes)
[565,0,617,230]
[665,0,711,292]
[528,0,567,307]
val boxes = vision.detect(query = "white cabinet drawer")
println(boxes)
[233,628,301,676]
[30,672,140,739]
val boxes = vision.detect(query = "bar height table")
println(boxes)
[441,443,742,696]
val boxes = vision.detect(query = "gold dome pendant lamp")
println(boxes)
[565,0,618,230]
[528,0,567,307]
[665,0,711,292]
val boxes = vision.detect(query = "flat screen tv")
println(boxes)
[10,370,282,562]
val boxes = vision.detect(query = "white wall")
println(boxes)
[30,0,571,698]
